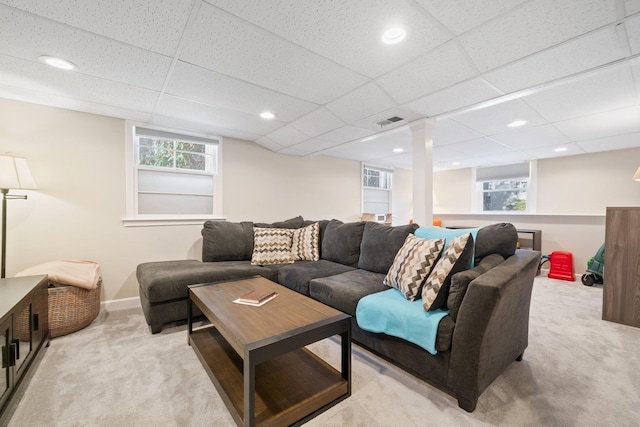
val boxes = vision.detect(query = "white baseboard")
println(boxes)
[101,296,141,312]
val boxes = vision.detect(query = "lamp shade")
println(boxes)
[0,155,37,190]
[633,166,640,182]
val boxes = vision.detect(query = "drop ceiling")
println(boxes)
[1,0,640,171]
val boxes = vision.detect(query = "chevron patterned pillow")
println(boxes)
[291,222,320,261]
[251,227,294,265]
[422,233,472,311]
[383,235,445,301]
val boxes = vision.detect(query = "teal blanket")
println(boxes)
[356,289,449,355]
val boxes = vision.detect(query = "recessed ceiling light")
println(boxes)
[507,120,527,128]
[381,28,406,44]
[39,55,77,71]
[393,148,404,153]
[452,162,461,166]
[260,111,275,119]
[554,147,568,152]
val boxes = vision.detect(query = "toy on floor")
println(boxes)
[581,243,605,286]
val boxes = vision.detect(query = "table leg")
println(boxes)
[187,293,192,346]
[244,355,255,426]
[341,322,351,395]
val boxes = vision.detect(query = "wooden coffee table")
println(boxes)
[187,276,351,426]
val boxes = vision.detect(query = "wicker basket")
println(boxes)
[48,279,101,338]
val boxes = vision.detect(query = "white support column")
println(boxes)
[409,118,436,227]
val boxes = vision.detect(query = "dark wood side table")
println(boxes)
[188,276,351,427]
[0,275,49,423]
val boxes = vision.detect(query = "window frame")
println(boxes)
[473,161,537,214]
[124,122,224,226]
[362,164,393,217]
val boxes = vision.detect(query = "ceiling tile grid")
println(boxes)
[165,62,318,123]
[483,26,630,94]
[0,0,194,56]
[0,0,639,171]
[179,3,368,105]
[376,41,477,104]
[459,0,619,72]
[204,0,451,78]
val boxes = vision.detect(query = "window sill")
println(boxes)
[122,217,226,227]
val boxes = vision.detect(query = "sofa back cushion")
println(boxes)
[474,223,518,264]
[321,220,366,267]
[254,215,304,229]
[358,222,419,274]
[202,221,255,262]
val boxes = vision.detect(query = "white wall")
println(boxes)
[0,98,362,301]
[433,148,640,276]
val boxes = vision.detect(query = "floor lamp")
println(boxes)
[0,154,37,279]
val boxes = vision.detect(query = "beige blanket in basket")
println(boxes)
[15,260,101,290]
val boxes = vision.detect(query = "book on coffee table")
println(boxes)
[234,289,279,306]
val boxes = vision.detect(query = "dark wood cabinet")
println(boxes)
[0,275,49,422]
[603,207,640,328]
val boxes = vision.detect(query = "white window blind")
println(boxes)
[125,124,222,224]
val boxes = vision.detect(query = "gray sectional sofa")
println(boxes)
[136,216,540,412]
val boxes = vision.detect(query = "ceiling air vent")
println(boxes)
[376,116,404,127]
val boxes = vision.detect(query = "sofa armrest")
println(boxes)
[448,250,541,411]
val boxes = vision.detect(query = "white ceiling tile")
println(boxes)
[0,7,172,91]
[263,125,309,147]
[405,78,502,117]
[484,26,630,93]
[180,3,367,104]
[626,0,640,15]
[445,137,514,156]
[552,106,640,140]
[450,99,547,135]
[625,14,640,54]
[290,108,345,138]
[317,126,375,144]
[369,153,413,169]
[254,136,286,152]
[325,82,397,123]
[0,54,158,112]
[490,124,572,149]
[166,62,317,122]
[459,0,618,72]
[433,119,485,146]
[0,84,153,122]
[154,95,283,136]
[205,0,450,78]
[576,131,640,152]
[524,142,586,158]
[0,0,193,56]
[414,0,527,35]
[288,138,343,153]
[524,66,637,122]
[152,114,262,141]
[377,42,476,104]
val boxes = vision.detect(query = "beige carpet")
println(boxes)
[5,277,640,426]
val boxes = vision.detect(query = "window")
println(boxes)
[476,162,533,212]
[125,124,222,225]
[362,165,393,217]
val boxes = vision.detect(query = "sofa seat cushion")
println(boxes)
[137,260,276,303]
[309,269,387,315]
[277,260,355,296]
[356,288,450,355]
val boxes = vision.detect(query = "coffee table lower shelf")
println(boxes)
[190,326,348,426]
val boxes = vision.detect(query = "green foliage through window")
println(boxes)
[137,137,211,172]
